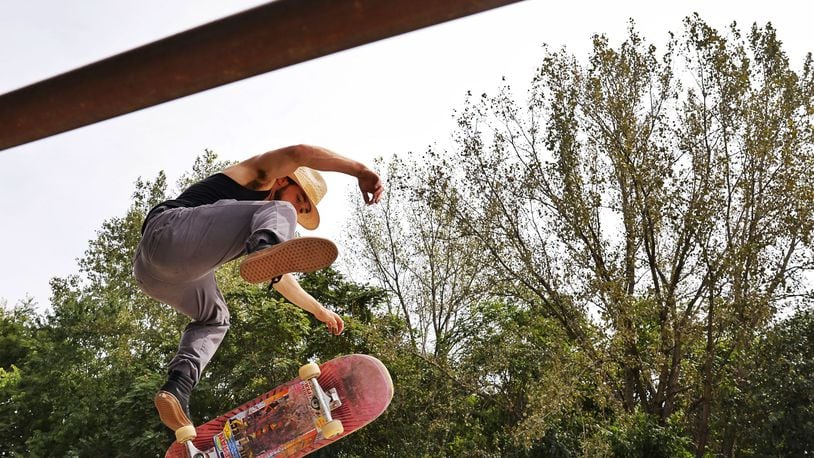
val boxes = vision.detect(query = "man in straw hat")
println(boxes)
[133,144,383,441]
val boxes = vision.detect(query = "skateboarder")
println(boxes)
[132,144,383,439]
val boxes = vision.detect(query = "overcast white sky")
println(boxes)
[1,0,811,311]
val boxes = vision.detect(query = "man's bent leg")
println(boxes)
[168,319,230,383]
[240,198,339,283]
[137,269,230,440]
[246,200,298,252]
[135,267,231,383]
[143,200,299,284]
[135,200,299,440]
[156,317,228,442]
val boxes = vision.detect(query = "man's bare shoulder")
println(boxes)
[223,147,300,190]
[223,162,271,190]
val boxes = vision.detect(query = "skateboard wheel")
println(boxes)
[321,419,344,439]
[175,424,197,443]
[299,362,321,381]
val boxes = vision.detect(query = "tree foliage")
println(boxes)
[347,15,813,457]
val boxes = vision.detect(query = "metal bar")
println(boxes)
[0,0,523,152]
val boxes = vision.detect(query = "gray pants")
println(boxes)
[133,199,297,384]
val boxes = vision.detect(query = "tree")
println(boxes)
[417,15,813,456]
[735,308,814,456]
[5,170,178,456]
[346,156,493,359]
[346,157,615,456]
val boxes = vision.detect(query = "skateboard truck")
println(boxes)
[299,362,344,439]
[309,381,342,420]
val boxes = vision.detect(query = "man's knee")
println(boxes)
[185,286,230,326]
[253,201,297,240]
[271,200,297,225]
[196,305,230,327]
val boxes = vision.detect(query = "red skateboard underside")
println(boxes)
[165,354,393,458]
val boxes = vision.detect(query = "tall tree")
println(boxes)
[419,16,813,456]
[346,156,492,359]
[345,157,611,455]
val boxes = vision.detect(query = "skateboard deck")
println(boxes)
[165,354,393,458]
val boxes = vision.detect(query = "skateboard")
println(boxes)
[165,354,393,458]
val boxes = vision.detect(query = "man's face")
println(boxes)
[275,180,313,217]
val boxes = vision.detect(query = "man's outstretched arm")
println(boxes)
[292,144,383,205]
[224,144,383,203]
[272,273,344,335]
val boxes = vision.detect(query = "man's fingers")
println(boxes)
[326,316,344,335]
[359,172,384,205]
[329,317,344,335]
[361,186,383,205]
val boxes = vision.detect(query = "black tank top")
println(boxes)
[141,173,270,233]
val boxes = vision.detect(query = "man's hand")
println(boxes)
[316,307,345,335]
[358,168,383,205]
[273,274,344,336]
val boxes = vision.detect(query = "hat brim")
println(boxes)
[288,174,320,230]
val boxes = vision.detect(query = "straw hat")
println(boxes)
[288,167,326,230]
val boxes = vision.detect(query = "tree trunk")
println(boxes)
[695,285,715,457]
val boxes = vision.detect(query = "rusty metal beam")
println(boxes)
[0,0,523,152]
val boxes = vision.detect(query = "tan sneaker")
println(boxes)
[239,237,338,284]
[155,371,196,443]
[155,391,196,443]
